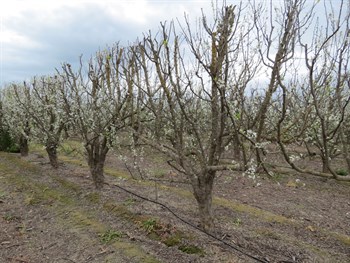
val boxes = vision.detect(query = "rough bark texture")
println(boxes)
[86,138,109,190]
[191,171,215,231]
[321,157,330,174]
[90,161,105,190]
[46,144,58,169]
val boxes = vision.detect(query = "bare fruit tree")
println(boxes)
[250,0,315,173]
[9,76,69,167]
[1,85,31,156]
[276,0,350,181]
[134,4,256,230]
[61,46,131,189]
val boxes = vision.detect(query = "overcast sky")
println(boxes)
[0,0,345,87]
[1,0,222,87]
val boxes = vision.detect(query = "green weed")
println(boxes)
[99,229,123,244]
[142,218,158,233]
[163,231,184,247]
[232,218,242,227]
[178,244,204,255]
[335,168,348,176]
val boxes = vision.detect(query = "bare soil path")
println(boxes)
[0,147,349,262]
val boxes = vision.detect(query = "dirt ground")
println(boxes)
[0,144,349,263]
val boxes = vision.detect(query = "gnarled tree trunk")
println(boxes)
[46,141,58,168]
[86,136,109,189]
[89,159,106,190]
[191,170,215,231]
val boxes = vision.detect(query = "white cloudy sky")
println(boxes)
[0,0,222,86]
[0,0,345,87]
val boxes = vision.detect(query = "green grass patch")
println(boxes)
[142,218,158,233]
[151,168,168,178]
[99,229,123,244]
[178,244,204,255]
[335,168,349,176]
[163,231,184,247]
[102,200,202,255]
[232,217,242,227]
